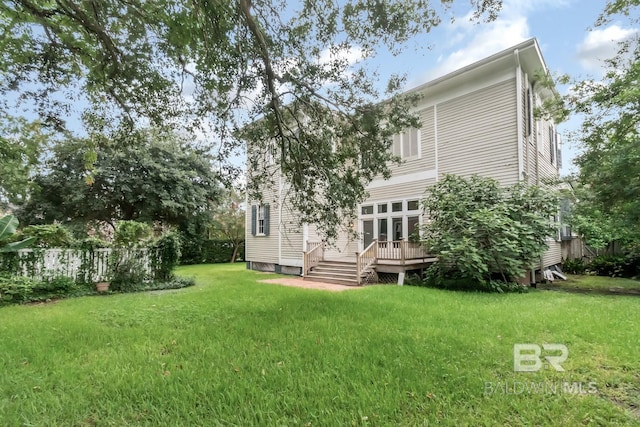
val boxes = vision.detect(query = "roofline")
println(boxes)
[406,38,546,95]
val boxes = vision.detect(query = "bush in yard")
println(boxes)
[113,220,153,247]
[20,223,76,248]
[587,254,640,278]
[562,258,587,275]
[0,275,38,304]
[152,232,182,281]
[421,175,557,292]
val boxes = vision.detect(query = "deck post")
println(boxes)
[400,238,406,265]
[303,250,308,277]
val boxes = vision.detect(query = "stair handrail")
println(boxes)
[303,241,325,276]
[356,239,378,285]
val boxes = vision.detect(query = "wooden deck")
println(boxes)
[304,240,437,283]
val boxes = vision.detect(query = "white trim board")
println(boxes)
[367,169,437,190]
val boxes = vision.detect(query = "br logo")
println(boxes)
[513,344,568,372]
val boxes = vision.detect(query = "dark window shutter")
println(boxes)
[264,204,270,236]
[549,125,555,164]
[251,205,257,236]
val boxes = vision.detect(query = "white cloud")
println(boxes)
[576,25,638,72]
[412,0,575,85]
[422,15,529,81]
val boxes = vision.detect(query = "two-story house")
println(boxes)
[245,38,562,285]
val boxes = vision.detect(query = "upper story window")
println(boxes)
[407,200,419,211]
[548,125,556,165]
[526,86,534,139]
[392,128,420,159]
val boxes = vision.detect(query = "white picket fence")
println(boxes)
[14,248,155,283]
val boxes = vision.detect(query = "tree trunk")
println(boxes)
[230,244,239,263]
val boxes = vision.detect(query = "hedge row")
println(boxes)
[180,239,245,265]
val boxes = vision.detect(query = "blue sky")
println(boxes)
[363,0,636,176]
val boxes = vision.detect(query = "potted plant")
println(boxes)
[95,281,110,292]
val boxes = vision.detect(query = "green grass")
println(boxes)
[561,274,640,292]
[0,263,638,426]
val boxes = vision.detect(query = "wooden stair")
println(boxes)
[304,260,365,286]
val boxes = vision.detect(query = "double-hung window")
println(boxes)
[392,128,420,159]
[251,204,270,236]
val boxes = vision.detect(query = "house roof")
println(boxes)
[406,38,559,100]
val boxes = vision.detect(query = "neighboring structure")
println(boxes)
[245,38,563,285]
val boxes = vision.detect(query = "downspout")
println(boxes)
[514,49,524,181]
[434,104,439,181]
[278,170,282,267]
[532,80,540,186]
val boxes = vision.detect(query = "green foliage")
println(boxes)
[113,221,152,247]
[587,254,640,278]
[0,275,38,304]
[181,239,245,265]
[0,275,79,305]
[1,0,502,242]
[17,129,221,228]
[115,276,195,293]
[75,237,110,251]
[561,258,587,275]
[208,189,245,263]
[562,2,640,251]
[0,214,35,252]
[0,270,193,306]
[110,257,149,293]
[21,224,76,248]
[421,175,557,290]
[0,116,48,206]
[153,232,182,281]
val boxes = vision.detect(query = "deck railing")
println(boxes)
[356,240,378,285]
[377,239,429,263]
[303,241,325,276]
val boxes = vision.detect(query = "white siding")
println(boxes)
[543,240,563,267]
[437,79,519,185]
[245,176,280,264]
[279,189,304,264]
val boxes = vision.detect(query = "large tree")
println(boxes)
[18,128,220,229]
[0,115,48,207]
[1,0,503,240]
[563,0,640,248]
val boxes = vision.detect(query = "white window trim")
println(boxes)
[357,197,423,251]
[392,128,421,160]
[257,205,266,236]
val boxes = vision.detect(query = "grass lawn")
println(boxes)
[560,275,640,293]
[0,263,638,426]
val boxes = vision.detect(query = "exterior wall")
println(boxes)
[518,71,562,268]
[437,78,519,184]
[245,181,280,265]
[278,184,305,267]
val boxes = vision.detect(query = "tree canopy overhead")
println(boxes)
[562,0,640,248]
[1,0,503,240]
